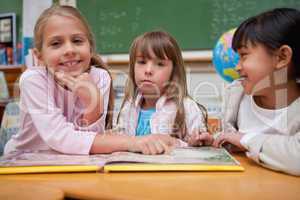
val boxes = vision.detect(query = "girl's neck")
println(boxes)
[141,97,158,109]
[253,80,300,109]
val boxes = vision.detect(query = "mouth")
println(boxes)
[59,60,81,68]
[141,80,154,84]
[236,75,247,82]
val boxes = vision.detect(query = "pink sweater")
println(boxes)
[4,66,111,155]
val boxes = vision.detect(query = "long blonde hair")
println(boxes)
[34,5,114,129]
[118,31,207,139]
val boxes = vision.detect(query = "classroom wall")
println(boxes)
[2,0,300,118]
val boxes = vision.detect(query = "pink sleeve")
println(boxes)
[73,68,111,132]
[20,72,97,155]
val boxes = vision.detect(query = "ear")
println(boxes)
[32,48,44,65]
[275,45,293,70]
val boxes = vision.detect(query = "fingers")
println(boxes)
[187,134,202,146]
[158,134,177,147]
[137,135,175,155]
[159,139,172,154]
[145,140,163,155]
[187,132,214,147]
[143,138,172,155]
[55,72,77,91]
[212,133,227,148]
[55,72,92,90]
[199,132,214,146]
[76,72,90,80]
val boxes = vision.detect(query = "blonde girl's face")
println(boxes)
[236,42,278,95]
[35,15,92,77]
[134,49,173,97]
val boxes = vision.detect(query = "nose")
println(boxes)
[235,61,242,72]
[145,62,153,75]
[63,41,76,56]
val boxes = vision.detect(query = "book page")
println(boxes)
[106,147,240,166]
[0,147,240,167]
[0,150,108,167]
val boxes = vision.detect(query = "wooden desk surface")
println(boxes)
[0,154,299,200]
[0,182,63,200]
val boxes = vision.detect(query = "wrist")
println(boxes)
[80,98,103,126]
[126,136,138,152]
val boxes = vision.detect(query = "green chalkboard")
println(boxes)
[78,0,300,54]
[0,0,22,43]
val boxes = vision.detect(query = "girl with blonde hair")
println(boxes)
[5,6,176,155]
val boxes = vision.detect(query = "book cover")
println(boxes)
[0,147,244,174]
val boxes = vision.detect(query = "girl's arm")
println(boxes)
[90,131,177,155]
[213,131,300,175]
[241,132,300,176]
[55,71,105,126]
[21,71,176,155]
[20,70,99,155]
[184,98,210,147]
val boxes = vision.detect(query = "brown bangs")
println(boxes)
[134,32,177,61]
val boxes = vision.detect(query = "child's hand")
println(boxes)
[55,72,102,110]
[55,72,103,125]
[187,132,214,147]
[129,134,177,155]
[212,132,246,151]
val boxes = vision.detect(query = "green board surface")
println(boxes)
[77,0,300,53]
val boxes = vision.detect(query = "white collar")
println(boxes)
[134,93,169,110]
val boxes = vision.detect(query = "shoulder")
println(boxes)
[120,98,135,111]
[90,66,111,84]
[226,80,244,91]
[117,99,135,123]
[224,80,245,104]
[289,96,300,113]
[182,97,206,130]
[19,67,48,88]
[183,97,201,111]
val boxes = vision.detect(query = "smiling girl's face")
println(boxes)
[35,15,91,77]
[236,42,279,95]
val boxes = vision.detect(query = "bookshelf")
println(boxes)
[0,65,24,98]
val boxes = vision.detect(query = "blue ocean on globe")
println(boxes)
[212,29,240,82]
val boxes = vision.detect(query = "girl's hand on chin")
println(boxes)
[54,71,101,109]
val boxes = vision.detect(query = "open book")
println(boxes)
[0,147,244,174]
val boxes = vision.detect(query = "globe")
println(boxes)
[212,29,240,82]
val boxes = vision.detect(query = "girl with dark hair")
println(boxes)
[190,8,300,175]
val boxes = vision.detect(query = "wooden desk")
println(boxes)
[0,154,299,200]
[0,182,63,200]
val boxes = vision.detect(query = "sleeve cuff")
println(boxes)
[74,131,98,155]
[241,133,270,163]
[240,132,261,150]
